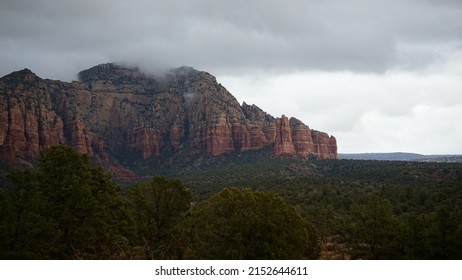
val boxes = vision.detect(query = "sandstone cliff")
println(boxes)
[0,64,337,178]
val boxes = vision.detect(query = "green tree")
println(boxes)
[426,208,462,259]
[186,188,319,259]
[0,145,134,259]
[336,196,401,259]
[128,176,192,259]
[0,170,59,259]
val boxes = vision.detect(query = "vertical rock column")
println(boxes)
[273,115,296,156]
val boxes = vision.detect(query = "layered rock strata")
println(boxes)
[0,64,337,178]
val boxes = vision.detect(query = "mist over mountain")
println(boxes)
[0,63,337,180]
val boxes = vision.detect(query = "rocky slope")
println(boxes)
[0,63,337,179]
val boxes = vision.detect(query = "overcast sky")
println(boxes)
[1,0,461,154]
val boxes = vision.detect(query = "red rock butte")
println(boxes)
[0,63,337,177]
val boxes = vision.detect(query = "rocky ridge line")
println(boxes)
[0,64,337,179]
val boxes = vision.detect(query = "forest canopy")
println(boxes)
[1,145,461,259]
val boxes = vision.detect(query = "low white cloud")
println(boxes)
[219,52,462,154]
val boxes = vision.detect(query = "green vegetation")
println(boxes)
[186,188,319,259]
[1,146,461,259]
[128,176,192,259]
[0,146,134,259]
[180,158,462,259]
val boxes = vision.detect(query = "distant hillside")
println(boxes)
[339,152,462,163]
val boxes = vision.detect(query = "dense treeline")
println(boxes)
[1,146,461,259]
[0,146,318,259]
[181,158,462,259]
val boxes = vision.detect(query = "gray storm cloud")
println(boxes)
[1,0,461,79]
[1,0,461,154]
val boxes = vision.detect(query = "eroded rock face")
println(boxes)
[274,115,296,156]
[0,64,337,178]
[0,70,70,161]
[290,117,314,157]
